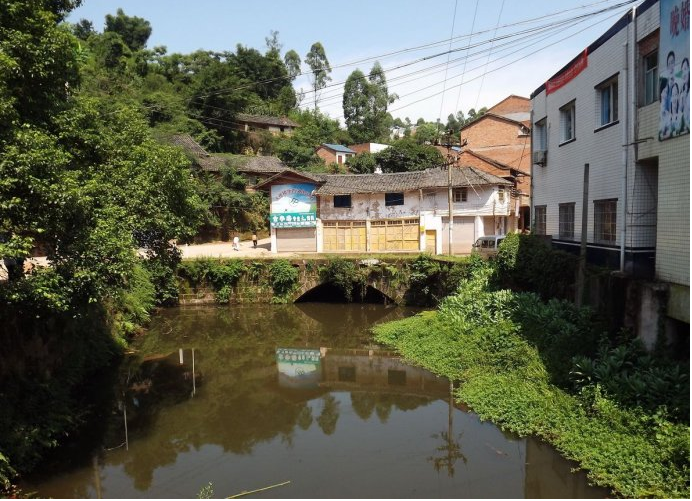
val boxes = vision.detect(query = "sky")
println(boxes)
[67,0,639,125]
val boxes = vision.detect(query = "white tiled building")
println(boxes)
[531,0,689,342]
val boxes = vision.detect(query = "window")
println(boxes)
[559,101,576,143]
[338,366,356,382]
[644,51,658,105]
[559,203,575,240]
[333,194,351,208]
[596,76,618,127]
[453,187,467,203]
[594,199,617,244]
[385,192,404,206]
[498,186,505,203]
[534,205,546,235]
[534,118,547,151]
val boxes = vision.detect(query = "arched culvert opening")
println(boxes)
[295,283,396,304]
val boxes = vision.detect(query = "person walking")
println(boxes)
[252,232,258,248]
[232,235,240,251]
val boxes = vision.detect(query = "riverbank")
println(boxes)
[372,264,690,498]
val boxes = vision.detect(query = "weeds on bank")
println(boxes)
[373,260,690,498]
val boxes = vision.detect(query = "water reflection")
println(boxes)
[25,305,609,499]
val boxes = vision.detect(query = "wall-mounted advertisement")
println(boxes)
[270,183,317,228]
[276,348,321,389]
[659,0,690,140]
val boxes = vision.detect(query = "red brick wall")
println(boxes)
[316,147,336,164]
[486,95,530,115]
[462,116,525,149]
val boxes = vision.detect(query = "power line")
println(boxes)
[473,0,506,112]
[387,6,626,114]
[436,0,460,133]
[187,0,633,104]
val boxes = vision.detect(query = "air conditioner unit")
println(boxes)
[533,150,547,165]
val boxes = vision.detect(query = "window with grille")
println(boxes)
[534,205,546,235]
[644,51,658,106]
[498,186,505,203]
[453,187,467,203]
[596,76,618,127]
[385,192,404,206]
[559,203,575,240]
[594,199,617,244]
[333,195,351,208]
[559,100,576,143]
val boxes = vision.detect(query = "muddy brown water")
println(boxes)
[23,304,609,498]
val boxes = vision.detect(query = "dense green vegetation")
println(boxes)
[373,238,690,498]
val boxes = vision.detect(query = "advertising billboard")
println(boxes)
[270,183,317,228]
[659,0,690,140]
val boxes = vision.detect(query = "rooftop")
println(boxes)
[314,166,511,195]
[321,143,356,154]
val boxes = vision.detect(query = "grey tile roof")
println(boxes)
[230,155,288,174]
[314,166,511,195]
[168,134,227,172]
[236,113,300,128]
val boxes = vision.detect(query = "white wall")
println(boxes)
[532,22,636,248]
[318,186,509,222]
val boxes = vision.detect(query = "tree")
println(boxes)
[72,18,94,40]
[305,42,331,110]
[346,152,377,174]
[414,122,440,145]
[284,49,301,81]
[104,8,152,51]
[264,29,282,56]
[343,62,397,143]
[374,139,443,173]
[342,69,370,142]
[365,62,397,140]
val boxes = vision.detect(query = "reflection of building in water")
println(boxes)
[275,346,448,397]
[525,439,606,498]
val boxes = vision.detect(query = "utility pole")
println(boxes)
[446,135,467,255]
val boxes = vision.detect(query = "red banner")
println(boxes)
[546,49,588,95]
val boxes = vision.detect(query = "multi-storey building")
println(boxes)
[530,0,689,344]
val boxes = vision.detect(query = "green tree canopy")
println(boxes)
[374,139,443,173]
[305,42,331,110]
[284,49,301,81]
[104,8,152,51]
[346,152,377,174]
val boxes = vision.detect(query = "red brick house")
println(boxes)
[453,95,532,231]
[316,143,356,165]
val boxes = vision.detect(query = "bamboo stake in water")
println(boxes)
[226,480,291,499]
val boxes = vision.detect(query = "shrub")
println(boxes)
[319,258,366,302]
[269,259,299,300]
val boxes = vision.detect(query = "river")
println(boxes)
[24,304,608,498]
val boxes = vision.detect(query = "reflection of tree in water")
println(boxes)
[97,306,428,490]
[297,406,313,430]
[351,392,432,423]
[350,392,377,420]
[428,431,467,477]
[316,395,340,435]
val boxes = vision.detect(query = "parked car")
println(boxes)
[472,235,505,258]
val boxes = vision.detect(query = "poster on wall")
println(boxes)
[270,183,317,228]
[659,0,690,140]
